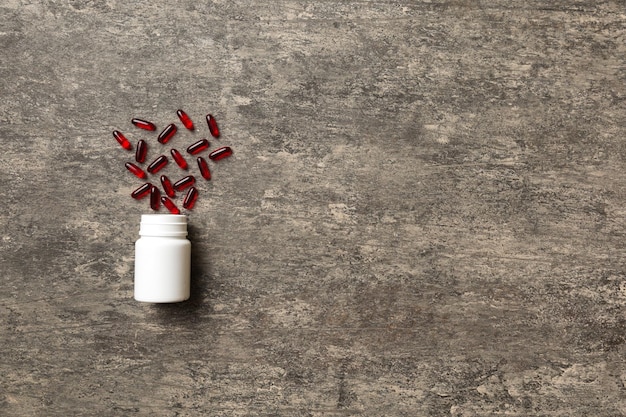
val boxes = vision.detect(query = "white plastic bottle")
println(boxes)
[134,214,191,303]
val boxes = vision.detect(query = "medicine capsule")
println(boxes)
[177,109,194,130]
[160,175,176,198]
[131,182,152,200]
[161,196,181,214]
[125,162,147,179]
[197,157,211,180]
[150,186,161,211]
[206,114,220,138]
[131,118,156,131]
[113,130,132,150]
[158,123,178,144]
[183,187,199,210]
[173,175,195,191]
[187,139,210,155]
[147,155,168,174]
[208,146,233,161]
[170,149,189,170]
[135,139,148,163]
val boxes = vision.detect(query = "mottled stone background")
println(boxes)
[1,0,625,415]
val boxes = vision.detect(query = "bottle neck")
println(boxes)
[139,214,188,238]
[139,234,187,239]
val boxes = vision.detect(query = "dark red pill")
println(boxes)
[135,139,148,163]
[187,139,210,155]
[131,118,156,131]
[125,162,147,179]
[173,175,195,191]
[197,157,211,180]
[177,109,194,131]
[170,149,188,170]
[113,130,132,150]
[150,186,161,211]
[206,114,220,138]
[160,175,176,198]
[161,196,181,214]
[157,123,177,144]
[131,183,152,200]
[208,146,233,161]
[183,187,199,210]
[147,155,168,174]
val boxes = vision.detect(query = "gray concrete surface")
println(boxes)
[1,0,626,415]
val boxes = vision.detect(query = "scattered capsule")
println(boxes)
[160,175,176,198]
[157,123,177,144]
[147,155,168,174]
[113,130,132,150]
[187,139,210,155]
[206,114,220,138]
[131,183,152,200]
[150,186,161,211]
[135,139,148,163]
[183,187,199,210]
[208,146,233,161]
[125,162,147,179]
[177,109,194,130]
[161,196,181,214]
[131,118,156,131]
[173,175,196,192]
[170,149,188,170]
[197,157,211,180]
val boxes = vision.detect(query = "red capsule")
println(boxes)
[206,114,220,138]
[125,162,147,179]
[173,175,195,191]
[113,130,132,150]
[197,157,211,180]
[150,186,161,211]
[161,196,181,214]
[170,148,189,170]
[131,118,156,131]
[135,139,148,163]
[177,109,194,130]
[131,183,152,200]
[187,139,210,155]
[157,123,177,144]
[183,187,199,210]
[208,146,233,161]
[147,155,168,174]
[160,175,176,198]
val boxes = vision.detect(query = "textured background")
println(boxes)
[1,0,626,415]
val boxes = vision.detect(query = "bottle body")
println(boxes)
[134,215,191,303]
